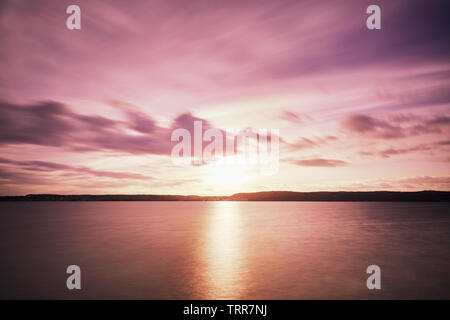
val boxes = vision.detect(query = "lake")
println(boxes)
[0,201,449,299]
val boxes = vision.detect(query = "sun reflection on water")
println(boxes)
[204,201,245,299]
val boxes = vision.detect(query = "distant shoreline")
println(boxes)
[0,191,449,202]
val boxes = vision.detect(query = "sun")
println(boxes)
[204,156,255,185]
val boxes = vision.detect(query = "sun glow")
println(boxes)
[204,156,256,186]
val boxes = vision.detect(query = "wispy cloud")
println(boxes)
[292,158,348,167]
[0,156,150,181]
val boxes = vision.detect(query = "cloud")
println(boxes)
[375,82,450,112]
[378,145,432,158]
[279,110,312,124]
[0,167,48,185]
[337,176,450,191]
[358,139,449,159]
[0,100,223,156]
[287,135,337,151]
[292,158,348,167]
[340,114,404,139]
[288,138,316,150]
[397,176,450,190]
[0,156,150,181]
[437,140,450,146]
[110,101,157,134]
[427,116,450,126]
[0,157,70,170]
[0,101,75,146]
[358,151,374,156]
[341,114,450,139]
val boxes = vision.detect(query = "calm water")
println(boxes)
[0,201,449,299]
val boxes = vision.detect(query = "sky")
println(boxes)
[0,0,449,195]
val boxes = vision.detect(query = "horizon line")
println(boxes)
[0,190,449,197]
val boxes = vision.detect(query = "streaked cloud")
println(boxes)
[292,158,348,167]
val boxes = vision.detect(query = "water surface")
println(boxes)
[0,201,449,299]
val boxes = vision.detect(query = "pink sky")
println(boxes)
[0,0,449,195]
